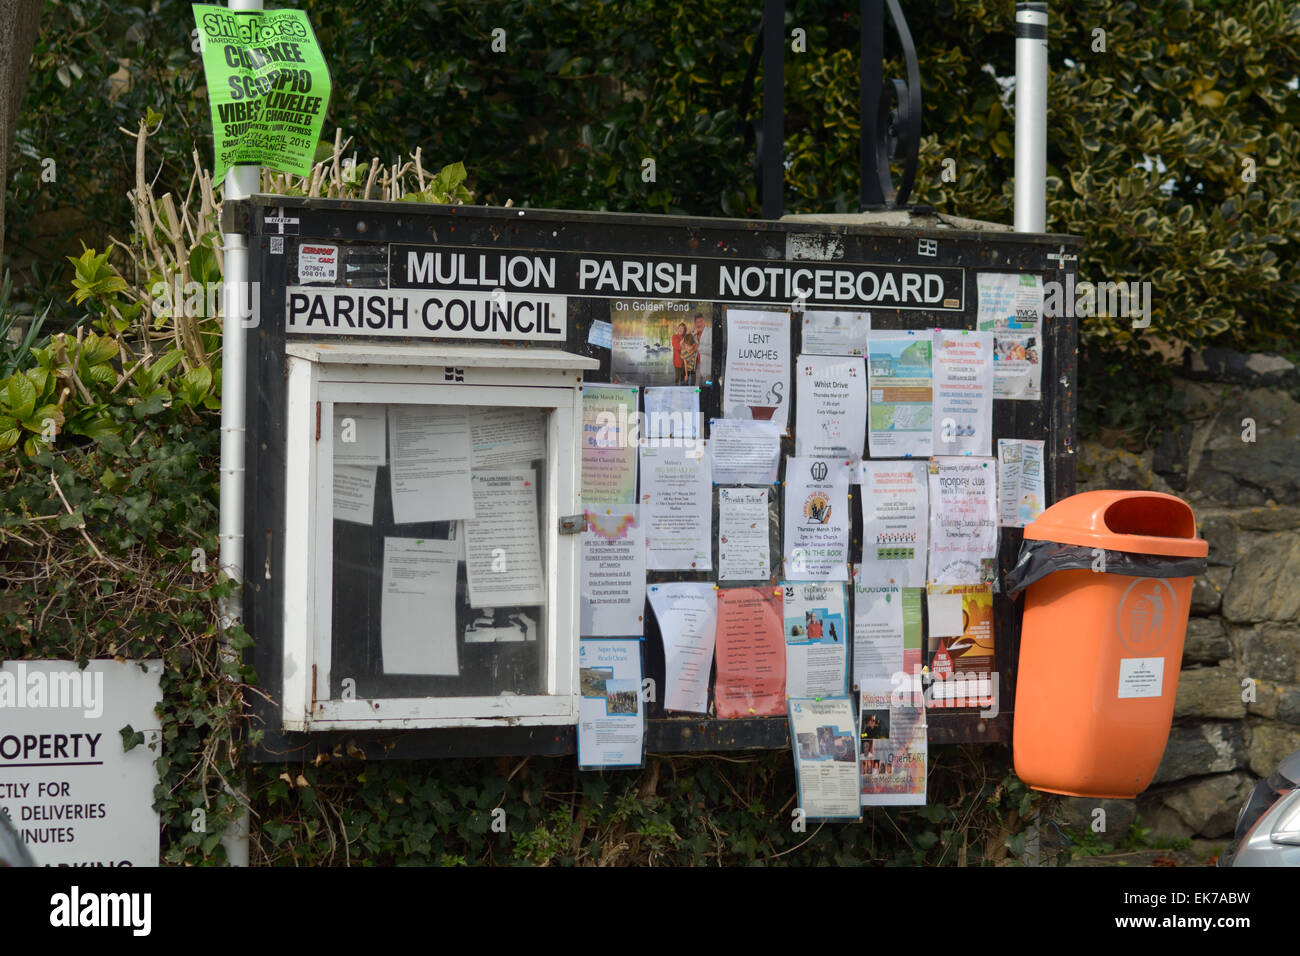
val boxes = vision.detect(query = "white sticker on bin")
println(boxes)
[1117,657,1164,699]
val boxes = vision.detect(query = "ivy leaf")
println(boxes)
[120,724,145,752]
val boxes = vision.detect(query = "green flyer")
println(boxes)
[192,4,331,181]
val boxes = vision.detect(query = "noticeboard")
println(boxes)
[227,195,1081,763]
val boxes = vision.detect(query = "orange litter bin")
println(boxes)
[1006,491,1209,798]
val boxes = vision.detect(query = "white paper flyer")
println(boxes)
[795,354,867,460]
[722,308,791,428]
[927,457,999,586]
[852,579,904,687]
[580,507,647,637]
[800,310,870,356]
[648,582,718,714]
[976,272,1043,400]
[718,487,771,581]
[709,418,782,485]
[640,442,712,571]
[931,329,994,457]
[997,438,1046,528]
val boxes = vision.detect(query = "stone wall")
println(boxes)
[1058,348,1300,847]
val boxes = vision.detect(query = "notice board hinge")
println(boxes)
[315,401,321,441]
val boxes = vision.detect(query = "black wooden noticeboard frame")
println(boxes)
[226,194,1081,764]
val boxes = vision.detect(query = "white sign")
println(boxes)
[1118,657,1164,699]
[800,310,870,356]
[286,288,568,341]
[0,660,162,867]
[298,243,339,284]
[795,354,867,460]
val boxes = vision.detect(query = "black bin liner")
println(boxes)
[1003,539,1208,598]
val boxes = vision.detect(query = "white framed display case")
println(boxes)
[280,341,598,731]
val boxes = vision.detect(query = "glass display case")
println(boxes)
[280,342,597,730]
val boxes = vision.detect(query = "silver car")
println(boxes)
[1219,750,1300,866]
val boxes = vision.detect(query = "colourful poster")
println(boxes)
[714,588,786,718]
[859,681,927,806]
[611,300,713,386]
[867,331,932,458]
[925,583,995,709]
[581,384,639,505]
[577,639,644,769]
[193,4,332,181]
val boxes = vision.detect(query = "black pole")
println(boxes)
[860,0,884,208]
[761,0,784,219]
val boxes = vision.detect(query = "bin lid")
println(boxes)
[1023,490,1208,558]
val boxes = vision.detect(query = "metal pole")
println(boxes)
[1014,2,1048,233]
[859,0,883,208]
[761,0,784,219]
[218,0,262,868]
